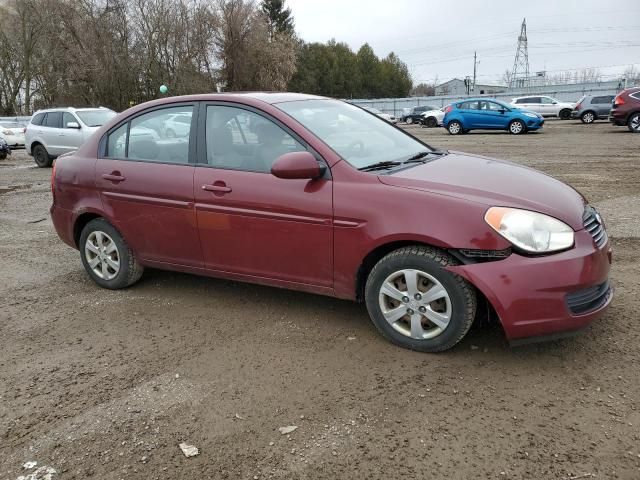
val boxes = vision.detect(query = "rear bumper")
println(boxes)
[609,110,627,125]
[50,204,77,249]
[449,230,612,342]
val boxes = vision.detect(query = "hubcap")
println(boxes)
[85,231,120,280]
[449,123,460,134]
[631,115,640,131]
[511,122,523,133]
[378,269,452,340]
[584,113,594,123]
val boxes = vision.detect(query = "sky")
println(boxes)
[286,0,640,86]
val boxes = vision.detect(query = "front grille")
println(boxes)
[583,206,607,248]
[566,280,611,315]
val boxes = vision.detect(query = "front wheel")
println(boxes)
[559,109,572,120]
[628,113,640,133]
[509,119,525,135]
[425,117,437,128]
[365,246,477,352]
[79,218,144,289]
[447,121,463,135]
[406,117,413,124]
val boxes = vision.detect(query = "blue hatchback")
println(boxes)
[442,98,544,135]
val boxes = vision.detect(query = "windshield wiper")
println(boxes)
[358,161,403,172]
[404,150,448,162]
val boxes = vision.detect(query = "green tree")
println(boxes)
[260,0,294,38]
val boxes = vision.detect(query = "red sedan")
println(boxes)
[50,93,613,352]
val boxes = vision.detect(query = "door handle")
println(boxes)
[102,172,125,182]
[202,184,232,193]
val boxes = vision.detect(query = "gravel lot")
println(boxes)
[1,120,639,479]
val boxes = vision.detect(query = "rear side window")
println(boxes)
[106,105,194,164]
[458,101,479,110]
[31,113,45,126]
[592,96,613,104]
[630,91,640,100]
[44,112,62,128]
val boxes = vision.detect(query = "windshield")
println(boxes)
[76,109,116,127]
[276,99,431,169]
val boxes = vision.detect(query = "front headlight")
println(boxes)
[485,207,574,253]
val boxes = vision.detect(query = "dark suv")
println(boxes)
[402,105,437,124]
[610,87,640,132]
[572,95,615,124]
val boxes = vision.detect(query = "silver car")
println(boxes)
[571,95,615,124]
[26,107,116,167]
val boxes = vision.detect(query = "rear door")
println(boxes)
[593,96,614,117]
[41,111,64,155]
[95,103,203,267]
[458,101,481,127]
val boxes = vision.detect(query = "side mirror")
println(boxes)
[66,121,80,129]
[499,109,506,114]
[271,151,324,180]
[552,101,558,105]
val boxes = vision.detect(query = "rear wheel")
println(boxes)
[581,111,595,124]
[559,108,572,120]
[628,113,640,133]
[447,121,463,135]
[365,246,477,352]
[509,119,525,134]
[33,144,52,168]
[79,218,144,289]
[406,117,413,124]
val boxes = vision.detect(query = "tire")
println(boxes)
[0,151,6,160]
[559,109,572,120]
[364,246,477,353]
[509,119,525,135]
[406,117,413,125]
[447,121,463,135]
[627,113,640,133]
[425,116,437,128]
[79,218,144,290]
[33,144,53,168]
[581,111,596,124]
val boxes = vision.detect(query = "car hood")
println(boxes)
[378,152,586,230]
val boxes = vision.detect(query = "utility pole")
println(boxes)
[472,51,477,94]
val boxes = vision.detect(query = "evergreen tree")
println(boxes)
[260,0,295,38]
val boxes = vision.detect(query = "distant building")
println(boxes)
[435,78,508,96]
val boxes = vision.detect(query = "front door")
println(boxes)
[476,101,509,128]
[193,104,333,287]
[59,112,86,154]
[96,104,203,268]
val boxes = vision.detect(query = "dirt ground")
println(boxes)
[1,120,639,480]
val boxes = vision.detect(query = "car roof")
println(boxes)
[182,92,328,104]
[33,107,113,114]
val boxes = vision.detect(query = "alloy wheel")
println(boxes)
[510,121,523,134]
[630,114,640,132]
[582,112,595,124]
[85,231,120,280]
[448,122,461,134]
[378,269,452,340]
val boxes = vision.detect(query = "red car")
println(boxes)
[50,93,613,352]
[610,87,640,132]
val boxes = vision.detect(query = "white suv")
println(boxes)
[26,107,116,167]
[510,96,575,119]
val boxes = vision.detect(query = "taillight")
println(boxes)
[51,161,56,201]
[614,95,625,106]
[445,105,453,113]
[574,102,582,111]
[22,127,26,133]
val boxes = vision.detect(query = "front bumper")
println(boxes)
[449,230,612,342]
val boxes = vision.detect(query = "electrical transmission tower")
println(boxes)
[509,18,530,90]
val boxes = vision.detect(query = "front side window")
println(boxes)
[44,112,62,128]
[540,97,555,104]
[63,113,78,128]
[106,105,193,163]
[479,101,504,111]
[205,105,305,173]
[276,99,433,170]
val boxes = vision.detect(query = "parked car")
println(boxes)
[0,121,26,148]
[402,105,437,124]
[363,106,397,123]
[420,107,446,128]
[442,98,544,135]
[572,95,615,123]
[610,87,640,133]
[50,93,612,352]
[510,96,575,119]
[26,107,117,167]
[0,136,11,160]
[163,113,192,137]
